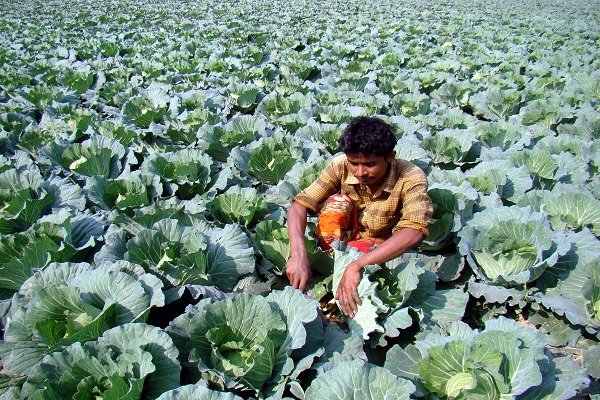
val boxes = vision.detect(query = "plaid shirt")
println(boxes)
[293,154,433,239]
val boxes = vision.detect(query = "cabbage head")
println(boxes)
[458,206,566,286]
[17,323,180,399]
[385,318,589,400]
[167,287,324,398]
[141,149,218,199]
[0,261,164,379]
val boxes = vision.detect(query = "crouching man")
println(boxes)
[286,116,433,318]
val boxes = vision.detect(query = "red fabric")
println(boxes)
[347,239,377,253]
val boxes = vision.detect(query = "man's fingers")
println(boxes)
[288,273,299,289]
[299,276,309,293]
[288,270,310,292]
[349,295,358,316]
[352,290,362,307]
[335,289,345,315]
[336,288,359,318]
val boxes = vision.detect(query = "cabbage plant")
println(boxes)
[38,135,133,179]
[101,198,207,237]
[519,98,575,129]
[303,359,415,400]
[314,104,353,124]
[385,318,589,399]
[0,261,164,379]
[421,107,477,132]
[458,206,567,287]
[0,209,106,292]
[509,148,561,190]
[464,158,533,203]
[226,82,263,113]
[157,382,243,400]
[332,248,468,344]
[519,184,600,235]
[474,121,532,151]
[265,158,330,207]
[58,64,94,95]
[424,174,478,250]
[92,119,141,147]
[532,229,600,336]
[99,219,255,292]
[0,156,85,234]
[122,87,170,128]
[229,133,304,185]
[206,186,267,227]
[203,114,267,161]
[256,92,312,132]
[469,87,523,120]
[431,80,473,108]
[251,219,328,277]
[421,129,479,168]
[14,323,180,399]
[166,287,324,398]
[391,92,431,116]
[141,149,221,199]
[86,171,163,212]
[250,220,291,276]
[297,121,343,154]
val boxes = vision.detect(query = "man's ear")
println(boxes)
[387,151,396,162]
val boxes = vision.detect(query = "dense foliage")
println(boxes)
[0,0,599,398]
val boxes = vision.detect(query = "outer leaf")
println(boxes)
[585,346,600,379]
[205,224,256,291]
[519,356,590,400]
[384,344,422,380]
[156,383,244,400]
[304,359,415,400]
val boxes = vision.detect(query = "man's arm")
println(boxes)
[286,156,345,292]
[286,201,311,292]
[335,227,424,318]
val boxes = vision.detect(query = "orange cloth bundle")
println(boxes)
[315,194,379,253]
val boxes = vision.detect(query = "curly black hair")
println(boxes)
[338,116,397,157]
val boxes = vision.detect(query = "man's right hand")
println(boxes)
[286,254,311,293]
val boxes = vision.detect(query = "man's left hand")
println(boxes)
[335,263,363,318]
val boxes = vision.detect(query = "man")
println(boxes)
[286,116,433,318]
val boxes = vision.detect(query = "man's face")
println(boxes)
[346,152,393,190]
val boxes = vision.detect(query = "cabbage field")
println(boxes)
[0,0,599,398]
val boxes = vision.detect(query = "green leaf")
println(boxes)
[155,382,244,399]
[384,344,422,380]
[252,220,291,273]
[123,92,168,128]
[248,140,298,184]
[54,303,117,350]
[205,224,256,291]
[419,340,504,399]
[0,234,56,290]
[305,359,415,399]
[585,346,600,379]
[207,186,266,227]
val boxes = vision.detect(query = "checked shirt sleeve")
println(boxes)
[292,157,343,214]
[392,168,433,237]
